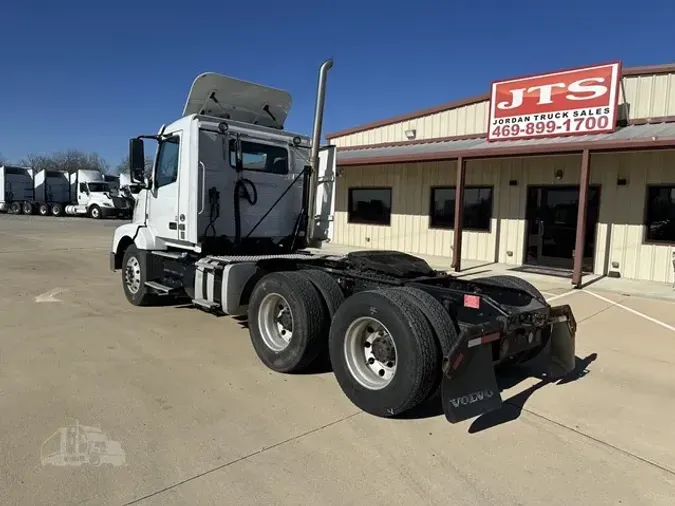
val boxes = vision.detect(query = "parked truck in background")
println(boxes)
[110,60,578,424]
[64,169,131,219]
[0,165,35,213]
[0,166,131,219]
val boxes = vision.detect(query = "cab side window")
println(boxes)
[156,136,180,187]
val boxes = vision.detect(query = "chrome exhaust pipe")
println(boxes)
[307,58,333,245]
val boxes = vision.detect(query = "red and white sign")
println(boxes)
[487,62,622,142]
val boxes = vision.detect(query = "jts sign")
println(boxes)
[487,62,621,141]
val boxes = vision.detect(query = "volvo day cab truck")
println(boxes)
[110,60,578,424]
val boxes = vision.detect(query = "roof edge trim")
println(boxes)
[326,63,675,140]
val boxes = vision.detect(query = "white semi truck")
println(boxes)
[110,60,578,424]
[1,167,131,219]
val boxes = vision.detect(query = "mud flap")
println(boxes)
[441,345,503,424]
[544,304,577,380]
[546,321,576,379]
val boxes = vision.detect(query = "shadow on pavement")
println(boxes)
[467,353,598,433]
[398,353,598,423]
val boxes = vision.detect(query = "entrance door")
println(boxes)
[525,185,600,271]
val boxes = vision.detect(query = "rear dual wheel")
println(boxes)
[248,271,327,373]
[328,288,443,418]
[248,272,452,418]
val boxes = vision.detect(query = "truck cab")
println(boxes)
[68,169,131,219]
[113,71,336,257]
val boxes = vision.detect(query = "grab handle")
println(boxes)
[198,161,206,215]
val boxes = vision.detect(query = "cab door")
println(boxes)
[147,134,181,242]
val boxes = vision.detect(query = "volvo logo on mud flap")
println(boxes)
[448,389,495,408]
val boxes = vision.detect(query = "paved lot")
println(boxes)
[1,214,674,505]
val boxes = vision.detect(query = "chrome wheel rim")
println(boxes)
[344,317,397,390]
[258,293,293,352]
[125,256,141,294]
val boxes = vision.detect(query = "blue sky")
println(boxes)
[1,0,673,169]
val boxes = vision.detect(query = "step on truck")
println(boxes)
[110,60,578,423]
[1,167,132,219]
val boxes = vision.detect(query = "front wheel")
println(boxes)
[89,205,102,219]
[121,245,153,306]
[9,202,21,214]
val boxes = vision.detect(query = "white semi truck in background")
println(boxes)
[0,165,132,219]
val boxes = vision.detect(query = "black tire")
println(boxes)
[391,286,460,400]
[121,244,154,306]
[38,203,50,216]
[479,275,546,304]
[328,288,439,418]
[295,269,345,367]
[51,203,64,216]
[89,205,102,219]
[296,269,345,319]
[248,271,327,373]
[9,201,21,214]
[22,202,34,215]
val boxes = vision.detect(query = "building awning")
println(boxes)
[336,122,675,166]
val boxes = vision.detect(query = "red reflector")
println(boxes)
[463,294,481,309]
[481,332,501,344]
[452,352,464,370]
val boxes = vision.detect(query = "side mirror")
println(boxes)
[129,138,146,183]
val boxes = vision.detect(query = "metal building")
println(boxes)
[326,62,675,286]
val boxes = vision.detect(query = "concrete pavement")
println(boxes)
[1,214,674,505]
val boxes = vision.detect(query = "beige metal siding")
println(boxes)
[596,150,675,283]
[333,161,500,263]
[334,150,675,283]
[330,73,675,148]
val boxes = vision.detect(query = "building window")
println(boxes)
[429,186,493,231]
[348,187,392,225]
[644,185,675,243]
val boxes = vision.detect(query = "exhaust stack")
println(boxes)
[306,58,333,246]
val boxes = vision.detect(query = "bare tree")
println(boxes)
[114,154,155,177]
[19,150,109,174]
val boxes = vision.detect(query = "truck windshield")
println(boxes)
[87,183,110,193]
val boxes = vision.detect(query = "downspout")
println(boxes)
[306,59,333,245]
